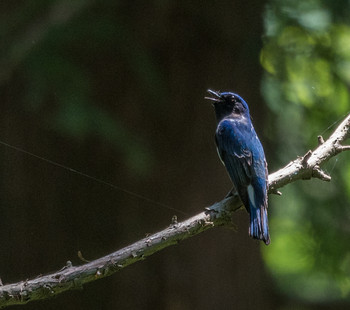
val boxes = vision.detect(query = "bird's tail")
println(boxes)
[249,205,270,245]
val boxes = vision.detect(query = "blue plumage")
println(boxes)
[206,90,270,245]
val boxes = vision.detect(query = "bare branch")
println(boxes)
[268,113,350,191]
[0,113,349,308]
[312,166,331,181]
[0,196,241,308]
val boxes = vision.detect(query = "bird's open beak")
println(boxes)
[204,89,222,102]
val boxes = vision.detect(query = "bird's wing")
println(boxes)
[215,119,253,204]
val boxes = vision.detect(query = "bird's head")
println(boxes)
[205,89,250,122]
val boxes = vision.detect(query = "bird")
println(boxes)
[205,89,270,245]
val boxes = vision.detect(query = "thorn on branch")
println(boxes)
[169,215,179,228]
[95,270,102,278]
[318,135,325,145]
[77,251,90,263]
[301,150,312,168]
[270,188,282,196]
[171,215,178,225]
[202,219,214,227]
[340,145,350,151]
[58,261,73,272]
[204,206,219,215]
[312,165,331,181]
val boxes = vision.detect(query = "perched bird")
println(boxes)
[205,90,270,245]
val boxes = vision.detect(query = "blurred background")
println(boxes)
[1,0,350,309]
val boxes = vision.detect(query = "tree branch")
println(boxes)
[268,113,350,190]
[1,114,349,308]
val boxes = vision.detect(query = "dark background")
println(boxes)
[1,1,350,309]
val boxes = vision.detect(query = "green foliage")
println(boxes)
[261,0,350,302]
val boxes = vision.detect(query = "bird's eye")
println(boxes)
[234,102,245,114]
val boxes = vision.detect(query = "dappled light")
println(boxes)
[0,1,349,309]
[261,0,350,303]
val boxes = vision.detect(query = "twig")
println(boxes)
[268,113,350,190]
[0,114,349,308]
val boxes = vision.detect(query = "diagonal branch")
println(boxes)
[0,114,349,308]
[268,113,350,190]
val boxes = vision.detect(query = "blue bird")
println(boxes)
[206,90,270,245]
